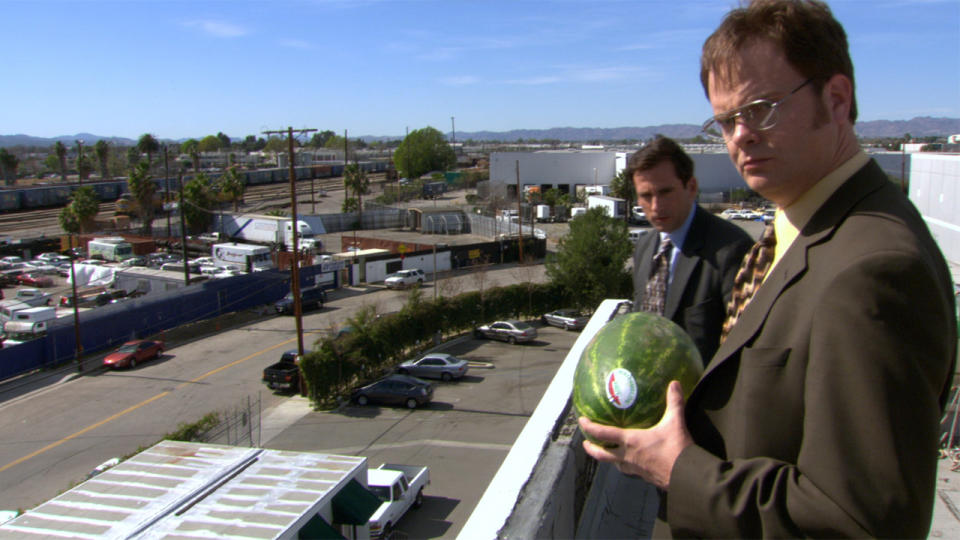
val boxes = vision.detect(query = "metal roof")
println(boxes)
[0,440,368,540]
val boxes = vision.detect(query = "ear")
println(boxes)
[687,175,699,197]
[824,74,853,125]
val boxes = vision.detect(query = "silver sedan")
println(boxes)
[474,320,538,344]
[541,309,589,331]
[397,353,470,381]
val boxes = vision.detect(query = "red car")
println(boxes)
[103,340,165,369]
[16,272,54,288]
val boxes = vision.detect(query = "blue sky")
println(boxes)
[3,0,957,140]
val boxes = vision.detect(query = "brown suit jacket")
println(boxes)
[665,160,957,538]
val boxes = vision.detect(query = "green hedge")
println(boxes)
[300,281,568,408]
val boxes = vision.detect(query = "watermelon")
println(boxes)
[573,312,702,447]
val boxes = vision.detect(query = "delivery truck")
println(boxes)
[586,195,627,219]
[211,242,274,272]
[214,213,321,251]
[87,237,135,262]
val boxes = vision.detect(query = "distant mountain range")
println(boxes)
[3,117,958,148]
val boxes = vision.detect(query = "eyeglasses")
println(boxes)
[701,78,814,139]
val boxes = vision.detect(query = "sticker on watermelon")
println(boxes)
[573,311,703,448]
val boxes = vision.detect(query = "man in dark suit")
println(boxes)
[580,1,957,537]
[586,137,751,539]
[629,137,752,364]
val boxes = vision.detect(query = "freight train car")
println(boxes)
[0,161,389,212]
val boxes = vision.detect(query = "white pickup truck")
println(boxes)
[367,463,430,538]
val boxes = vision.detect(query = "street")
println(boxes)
[0,262,550,513]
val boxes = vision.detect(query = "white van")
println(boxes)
[3,307,56,347]
[0,301,32,324]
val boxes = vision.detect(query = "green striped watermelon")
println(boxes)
[574,312,702,447]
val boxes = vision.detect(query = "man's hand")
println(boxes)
[579,380,694,490]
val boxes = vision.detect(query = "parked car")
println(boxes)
[397,353,469,381]
[274,286,327,314]
[542,309,590,331]
[103,340,165,369]
[16,273,54,288]
[384,269,425,289]
[474,320,538,344]
[351,374,434,409]
[35,253,69,264]
[0,256,24,268]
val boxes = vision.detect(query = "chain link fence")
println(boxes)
[197,394,262,447]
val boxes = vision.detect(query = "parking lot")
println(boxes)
[264,322,583,539]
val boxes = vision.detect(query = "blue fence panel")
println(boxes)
[0,269,296,380]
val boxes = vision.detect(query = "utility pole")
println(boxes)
[263,127,316,366]
[178,170,189,285]
[75,139,84,186]
[68,238,82,372]
[515,160,523,263]
[451,116,456,155]
[163,145,171,238]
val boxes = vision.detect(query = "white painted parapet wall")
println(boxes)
[458,299,628,539]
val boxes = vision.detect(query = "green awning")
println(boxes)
[299,514,346,540]
[332,478,382,525]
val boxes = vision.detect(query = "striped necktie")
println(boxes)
[720,224,776,342]
[640,237,672,315]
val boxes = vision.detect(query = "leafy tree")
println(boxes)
[608,169,635,215]
[182,173,216,233]
[241,135,265,152]
[58,205,79,234]
[94,139,110,180]
[393,127,455,179]
[342,162,370,227]
[77,153,94,182]
[127,161,156,235]
[59,185,99,233]
[216,132,232,149]
[54,141,68,182]
[544,207,632,311]
[137,133,160,165]
[182,139,201,171]
[341,197,360,213]
[198,135,221,153]
[126,146,142,166]
[309,130,335,148]
[42,154,59,175]
[218,165,245,211]
[0,148,19,185]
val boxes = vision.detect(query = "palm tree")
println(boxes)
[54,141,67,183]
[127,161,156,236]
[218,165,245,212]
[94,139,110,180]
[0,148,19,185]
[181,139,201,172]
[343,162,370,230]
[137,133,160,167]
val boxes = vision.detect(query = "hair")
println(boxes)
[700,0,857,123]
[626,137,694,186]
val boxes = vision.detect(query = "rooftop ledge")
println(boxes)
[459,299,643,539]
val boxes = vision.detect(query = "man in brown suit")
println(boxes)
[580,1,957,537]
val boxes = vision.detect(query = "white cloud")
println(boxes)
[504,76,563,86]
[439,75,480,86]
[183,20,248,38]
[280,39,312,49]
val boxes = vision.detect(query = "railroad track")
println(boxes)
[0,174,377,238]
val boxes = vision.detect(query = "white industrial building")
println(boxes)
[909,153,960,267]
[488,148,916,200]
